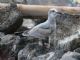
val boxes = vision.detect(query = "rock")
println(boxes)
[48,49,67,60]
[15,19,36,36]
[74,48,80,53]
[32,52,54,60]
[22,19,35,29]
[0,3,23,34]
[57,30,80,51]
[60,51,80,60]
[18,43,49,60]
[0,34,20,60]
[56,14,80,40]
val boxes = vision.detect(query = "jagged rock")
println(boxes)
[74,48,80,53]
[32,52,54,60]
[60,51,80,60]
[57,30,80,51]
[50,49,67,60]
[18,43,49,60]
[32,49,66,60]
[0,34,20,60]
[56,13,80,40]
[0,3,23,34]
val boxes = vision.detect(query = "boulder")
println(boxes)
[0,3,23,34]
[0,33,20,60]
[60,51,80,60]
[18,43,49,60]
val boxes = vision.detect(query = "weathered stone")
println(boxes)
[74,48,80,53]
[0,34,20,60]
[0,3,23,34]
[57,30,80,51]
[60,52,80,60]
[18,43,49,60]
[32,52,54,60]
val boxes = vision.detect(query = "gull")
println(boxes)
[22,8,60,47]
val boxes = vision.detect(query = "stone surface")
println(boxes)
[0,33,20,60]
[18,43,49,60]
[0,3,23,34]
[60,52,80,60]
[74,48,80,53]
[32,52,54,60]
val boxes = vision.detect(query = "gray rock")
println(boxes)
[0,34,20,60]
[74,48,80,53]
[57,30,80,51]
[60,52,80,60]
[18,43,49,60]
[32,52,54,60]
[0,3,23,34]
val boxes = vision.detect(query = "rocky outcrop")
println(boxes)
[0,32,20,60]
[18,43,49,60]
[0,3,23,34]
[60,52,80,60]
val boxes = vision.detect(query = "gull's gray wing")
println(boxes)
[28,21,51,39]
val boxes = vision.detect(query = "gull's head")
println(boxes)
[48,8,62,20]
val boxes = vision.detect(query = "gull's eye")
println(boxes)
[51,10,55,12]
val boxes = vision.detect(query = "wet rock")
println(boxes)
[60,51,80,60]
[0,3,23,34]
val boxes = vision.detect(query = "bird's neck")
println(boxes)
[48,17,56,24]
